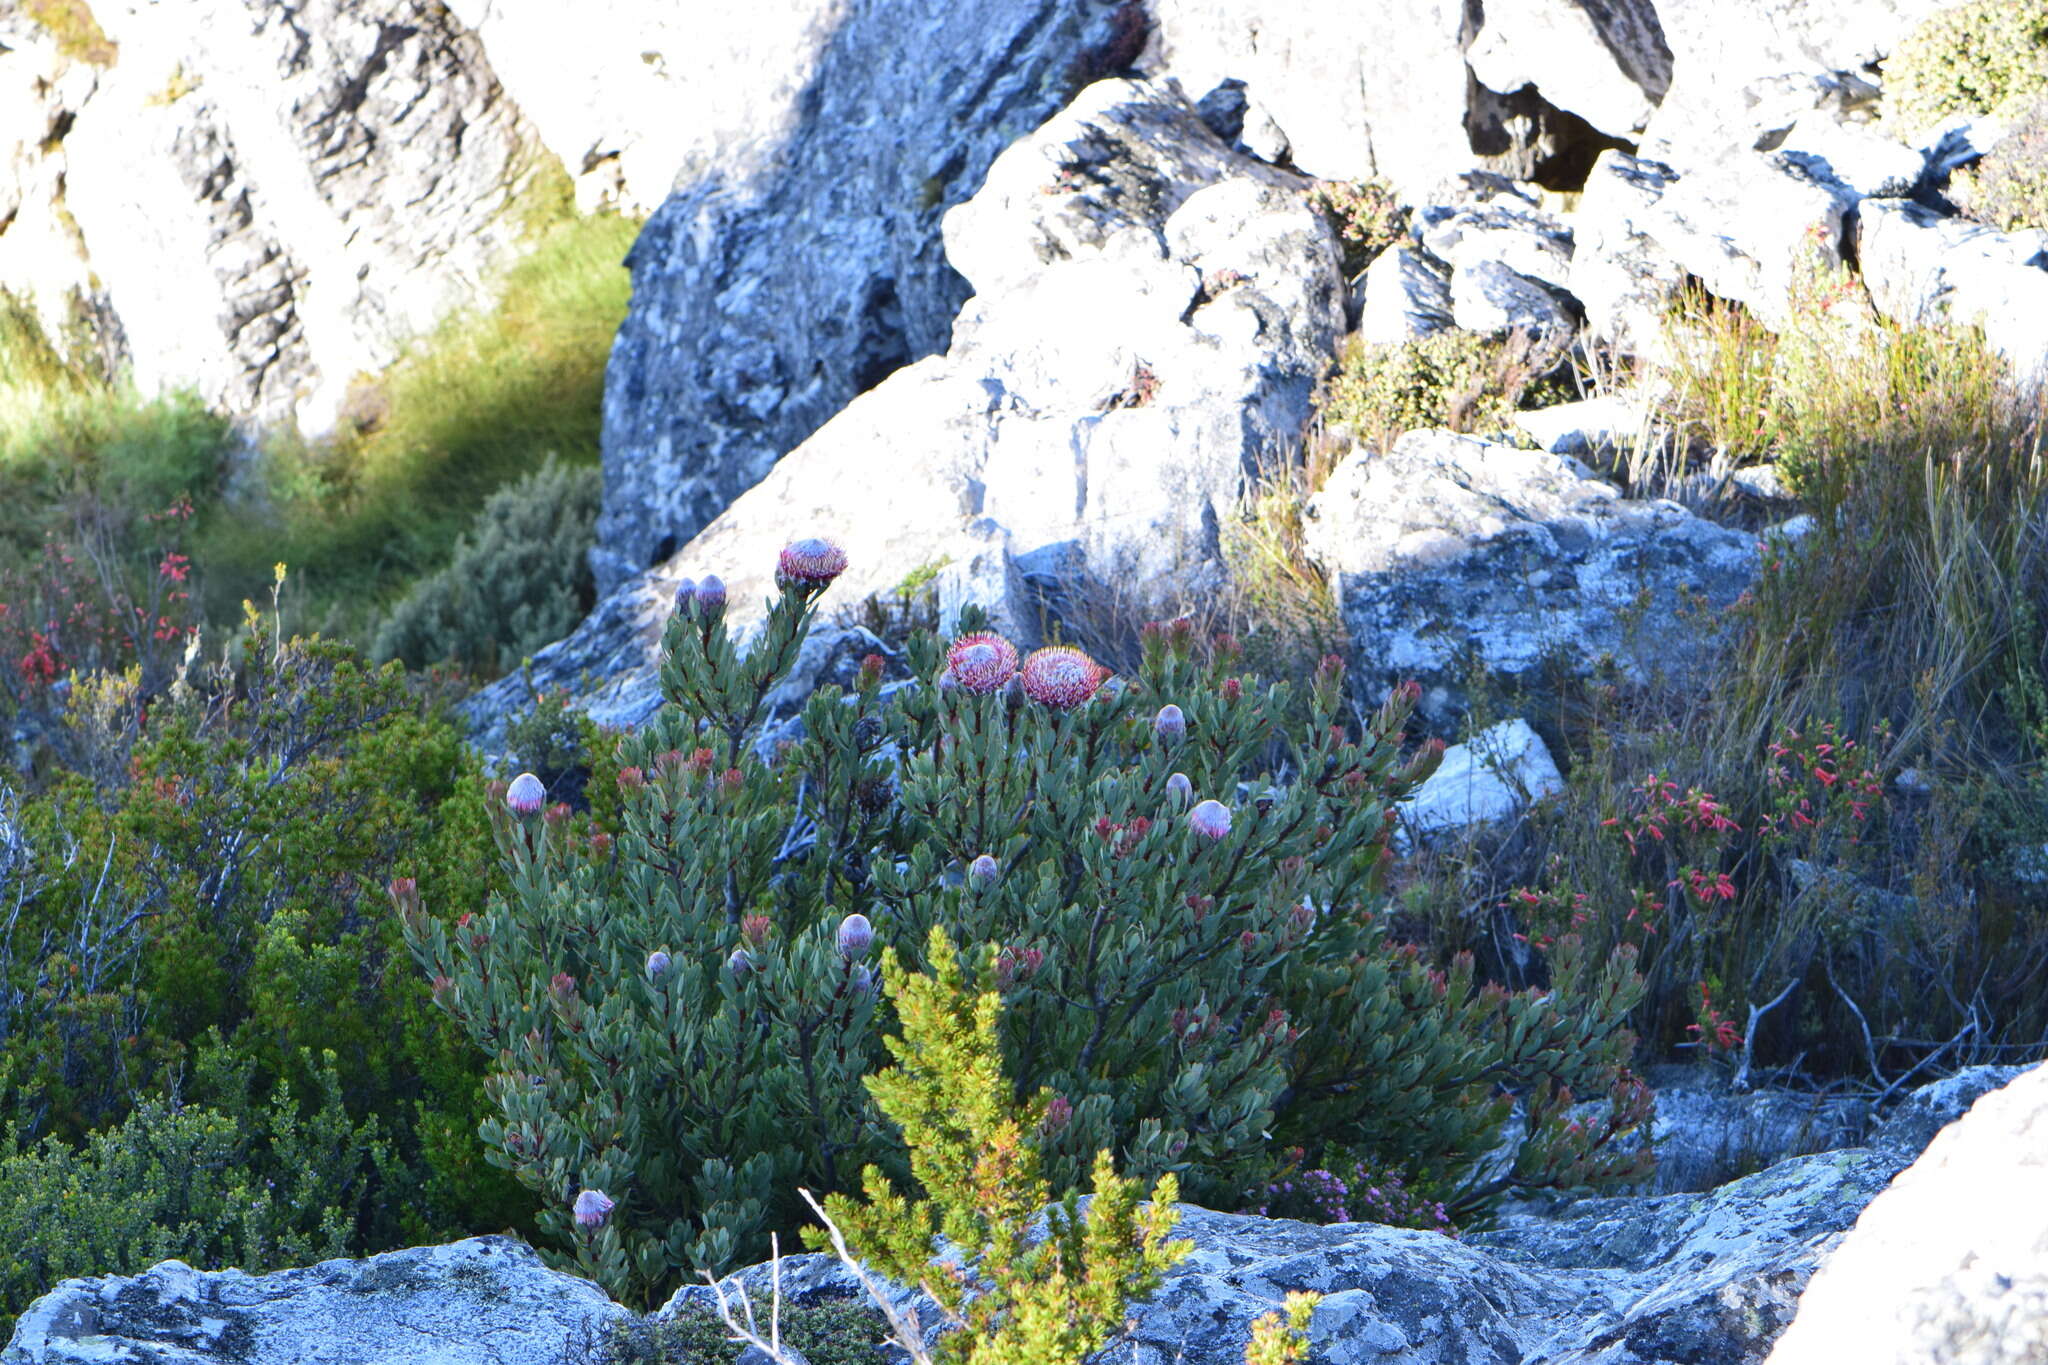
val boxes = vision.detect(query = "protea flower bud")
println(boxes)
[850,964,876,996]
[506,772,547,816]
[1164,772,1194,809]
[1188,799,1232,841]
[672,577,698,612]
[1220,677,1242,702]
[695,574,727,618]
[777,538,848,586]
[858,652,885,689]
[1019,646,1107,709]
[936,667,961,692]
[741,913,773,948]
[387,877,420,920]
[616,766,645,790]
[572,1188,614,1228]
[1042,1093,1073,1133]
[646,950,671,981]
[946,632,1019,694]
[1154,703,1187,744]
[836,912,873,960]
[543,802,572,827]
[727,947,754,977]
[550,971,577,1001]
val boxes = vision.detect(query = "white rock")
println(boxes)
[1776,113,1927,200]
[1767,1063,2048,1365]
[1569,150,1687,359]
[1417,202,1576,292]
[1355,246,1454,343]
[1399,718,1565,840]
[1465,0,1671,140]
[1514,394,1652,458]
[1856,197,2048,388]
[1450,258,1575,343]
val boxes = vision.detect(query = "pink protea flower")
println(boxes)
[968,853,1001,888]
[1154,704,1187,744]
[1019,646,1107,710]
[777,538,848,586]
[506,772,547,816]
[945,632,1019,694]
[1188,799,1232,841]
[572,1188,614,1228]
[836,912,874,960]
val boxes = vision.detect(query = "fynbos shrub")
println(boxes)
[1885,0,2048,137]
[1952,98,2048,230]
[405,539,1652,1307]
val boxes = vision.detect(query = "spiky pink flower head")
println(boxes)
[1019,646,1107,710]
[506,772,547,816]
[646,950,671,980]
[1165,772,1194,809]
[945,632,1019,694]
[777,538,848,586]
[727,947,754,977]
[695,574,727,617]
[836,912,873,960]
[572,1188,614,1228]
[969,853,1001,888]
[1187,799,1232,841]
[1154,704,1187,744]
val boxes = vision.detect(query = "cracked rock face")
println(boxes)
[5,0,548,430]
[0,1236,629,1365]
[1303,429,1757,726]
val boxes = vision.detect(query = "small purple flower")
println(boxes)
[646,950,672,981]
[1164,772,1194,809]
[836,912,873,960]
[1154,704,1187,744]
[969,853,1001,888]
[695,574,727,618]
[1187,799,1232,841]
[506,772,547,816]
[572,1188,614,1228]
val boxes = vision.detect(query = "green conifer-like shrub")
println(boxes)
[403,539,1652,1308]
[1885,0,2048,137]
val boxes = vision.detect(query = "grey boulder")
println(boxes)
[1856,198,2048,389]
[1,1236,629,1365]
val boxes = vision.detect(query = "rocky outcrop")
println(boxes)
[1768,1062,2048,1365]
[1,1236,630,1365]
[468,76,1344,748]
[1,0,552,429]
[1302,430,1756,726]
[587,0,1118,591]
[1398,718,1565,843]
[1857,197,2048,388]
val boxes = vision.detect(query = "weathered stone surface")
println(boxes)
[1569,149,1687,358]
[1776,112,1928,200]
[1303,430,1756,724]
[1,1236,629,1365]
[1465,0,1673,140]
[1354,245,1455,343]
[1768,1063,2048,1365]
[1515,392,1655,460]
[1399,718,1565,842]
[8,0,549,430]
[468,78,1343,751]
[590,0,1108,592]
[1450,257,1576,344]
[1856,197,2048,388]
[669,1147,1903,1365]
[1418,202,1576,292]
[1628,1077,1871,1195]
[1636,150,1861,329]
[1868,1064,2030,1159]
[1149,0,1472,196]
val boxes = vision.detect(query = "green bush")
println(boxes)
[371,456,601,675]
[0,1043,381,1335]
[405,542,1651,1308]
[1318,329,1551,453]
[1307,178,1407,278]
[608,1298,890,1365]
[0,612,524,1258]
[1952,98,2048,229]
[1885,0,2048,137]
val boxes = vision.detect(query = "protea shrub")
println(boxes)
[402,538,1651,1308]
